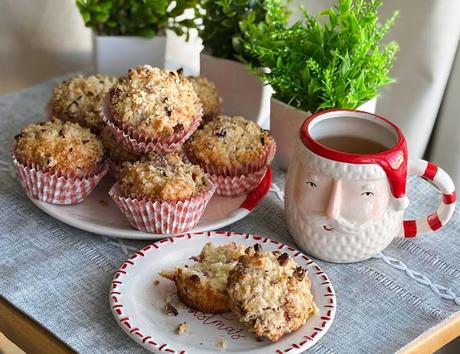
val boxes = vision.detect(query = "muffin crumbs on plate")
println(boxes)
[176,322,188,334]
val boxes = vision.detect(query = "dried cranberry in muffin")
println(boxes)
[227,245,317,342]
[51,74,117,133]
[118,152,210,201]
[109,65,202,138]
[187,76,221,124]
[14,119,105,177]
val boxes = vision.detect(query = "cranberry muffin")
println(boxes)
[14,119,104,177]
[13,119,107,204]
[185,115,275,196]
[51,74,117,133]
[103,66,202,154]
[109,153,215,233]
[227,244,316,342]
[161,242,245,313]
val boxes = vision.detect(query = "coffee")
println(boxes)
[316,136,388,154]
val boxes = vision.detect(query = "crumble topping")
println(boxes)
[119,152,210,200]
[52,74,117,133]
[110,65,201,137]
[14,119,104,175]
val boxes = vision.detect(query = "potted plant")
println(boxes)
[76,0,199,75]
[197,0,290,126]
[243,0,399,169]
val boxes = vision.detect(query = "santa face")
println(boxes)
[285,159,405,263]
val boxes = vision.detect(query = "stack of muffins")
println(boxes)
[12,65,275,234]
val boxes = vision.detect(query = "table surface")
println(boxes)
[0,77,459,354]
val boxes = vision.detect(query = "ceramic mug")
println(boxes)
[285,109,456,263]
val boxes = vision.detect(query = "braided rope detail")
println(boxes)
[373,253,460,306]
[102,236,139,255]
[269,183,285,202]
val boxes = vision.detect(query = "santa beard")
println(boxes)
[286,202,404,263]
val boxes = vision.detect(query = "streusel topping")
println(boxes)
[227,245,316,342]
[119,153,210,200]
[99,126,139,163]
[14,119,104,174]
[187,76,221,120]
[52,74,117,133]
[110,66,201,137]
[185,115,274,167]
[177,242,245,292]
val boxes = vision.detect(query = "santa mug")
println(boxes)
[285,109,456,263]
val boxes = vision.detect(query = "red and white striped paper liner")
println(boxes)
[109,182,216,234]
[210,167,267,197]
[101,94,202,155]
[108,159,122,179]
[13,158,108,205]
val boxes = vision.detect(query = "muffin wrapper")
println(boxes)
[13,157,108,205]
[201,97,223,126]
[187,141,276,177]
[109,182,216,234]
[108,159,121,179]
[102,94,202,155]
[210,167,267,197]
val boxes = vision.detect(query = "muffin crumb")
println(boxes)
[217,338,227,350]
[176,322,188,335]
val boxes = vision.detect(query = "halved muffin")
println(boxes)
[161,242,245,313]
[227,245,317,342]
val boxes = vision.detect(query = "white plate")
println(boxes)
[110,231,336,354]
[29,168,272,240]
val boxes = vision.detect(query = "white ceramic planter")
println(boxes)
[94,35,166,75]
[270,97,377,170]
[199,53,271,127]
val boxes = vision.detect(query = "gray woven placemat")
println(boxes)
[0,76,458,354]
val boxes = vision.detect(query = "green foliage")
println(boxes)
[243,0,399,113]
[76,0,199,38]
[198,0,290,64]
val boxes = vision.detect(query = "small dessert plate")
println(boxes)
[110,231,336,354]
[28,168,272,240]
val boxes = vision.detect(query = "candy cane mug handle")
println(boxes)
[400,159,456,237]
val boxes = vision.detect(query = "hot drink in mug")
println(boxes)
[285,110,456,263]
